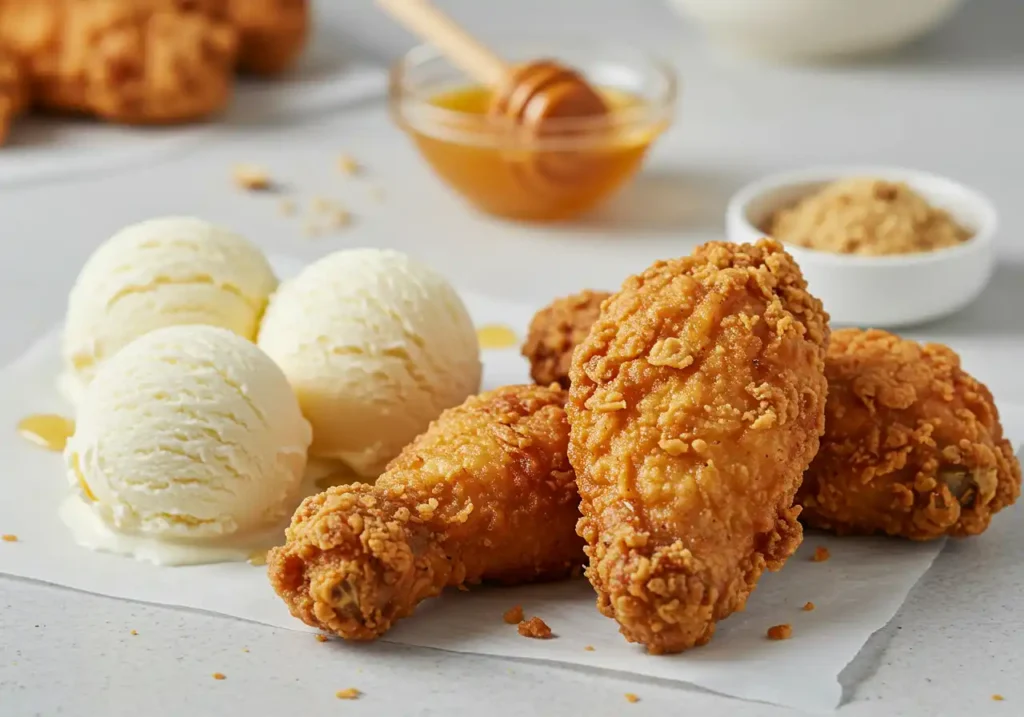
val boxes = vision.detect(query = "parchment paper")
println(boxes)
[1,257,1014,713]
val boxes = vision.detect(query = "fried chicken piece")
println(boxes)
[0,49,28,144]
[268,384,584,641]
[0,0,237,124]
[523,290,611,389]
[797,328,1021,540]
[568,238,829,654]
[227,0,308,75]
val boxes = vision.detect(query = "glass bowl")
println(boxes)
[390,41,677,222]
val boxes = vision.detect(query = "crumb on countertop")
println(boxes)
[812,546,831,562]
[336,688,361,700]
[993,694,1005,701]
[130,629,138,636]
[625,693,639,704]
[503,606,524,624]
[232,164,273,191]
[241,648,249,653]
[518,617,552,639]
[802,602,816,612]
[767,624,793,641]
[315,634,329,643]
[584,645,595,652]
[457,584,470,592]
[337,154,360,175]
[212,673,226,680]
[2,534,18,542]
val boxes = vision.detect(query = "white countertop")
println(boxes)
[2,1,1023,715]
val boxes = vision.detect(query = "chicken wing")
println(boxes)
[568,238,829,654]
[268,384,584,641]
[797,328,1021,539]
[523,290,611,389]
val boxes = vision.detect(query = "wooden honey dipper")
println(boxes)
[378,0,610,187]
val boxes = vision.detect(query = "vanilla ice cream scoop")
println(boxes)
[257,249,482,477]
[63,325,311,560]
[61,217,277,402]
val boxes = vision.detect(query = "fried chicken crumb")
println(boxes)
[130,630,138,636]
[767,624,793,641]
[315,634,328,643]
[212,673,226,680]
[993,694,1005,701]
[811,546,831,562]
[336,688,361,700]
[625,693,639,703]
[232,165,272,191]
[802,602,815,612]
[503,606,524,624]
[337,154,360,175]
[584,645,595,651]
[241,648,249,653]
[2,534,18,542]
[457,584,470,593]
[518,617,553,639]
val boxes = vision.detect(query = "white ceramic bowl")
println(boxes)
[666,0,964,61]
[726,167,998,328]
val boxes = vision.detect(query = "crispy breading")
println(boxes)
[568,238,829,654]
[523,290,611,389]
[797,328,1021,539]
[0,49,27,144]
[268,384,584,641]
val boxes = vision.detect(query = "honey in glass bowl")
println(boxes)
[391,43,676,222]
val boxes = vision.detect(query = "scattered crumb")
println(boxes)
[503,605,524,624]
[241,648,249,653]
[130,630,138,636]
[232,164,272,191]
[811,546,831,562]
[584,645,595,652]
[457,584,470,593]
[625,693,639,704]
[2,534,18,542]
[279,198,296,216]
[212,673,226,680]
[518,617,552,639]
[767,624,793,641]
[315,634,329,643]
[335,688,361,700]
[802,602,815,612]
[337,154,360,175]
[993,694,1005,701]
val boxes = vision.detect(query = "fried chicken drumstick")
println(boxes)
[523,290,611,390]
[269,384,584,641]
[568,239,829,654]
[797,328,1021,540]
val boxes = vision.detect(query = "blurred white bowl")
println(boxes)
[666,0,965,61]
[726,166,997,328]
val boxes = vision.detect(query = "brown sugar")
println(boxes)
[767,178,972,256]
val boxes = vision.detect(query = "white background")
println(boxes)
[2,1,1023,715]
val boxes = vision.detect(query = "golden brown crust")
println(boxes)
[567,238,829,654]
[523,290,611,389]
[268,384,585,641]
[0,49,28,144]
[227,0,308,75]
[797,328,1021,540]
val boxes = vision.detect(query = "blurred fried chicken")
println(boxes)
[798,328,1021,539]
[228,0,308,75]
[268,384,584,641]
[0,49,27,143]
[523,290,611,389]
[568,238,829,654]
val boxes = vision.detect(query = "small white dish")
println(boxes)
[726,166,998,328]
[665,0,964,62]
